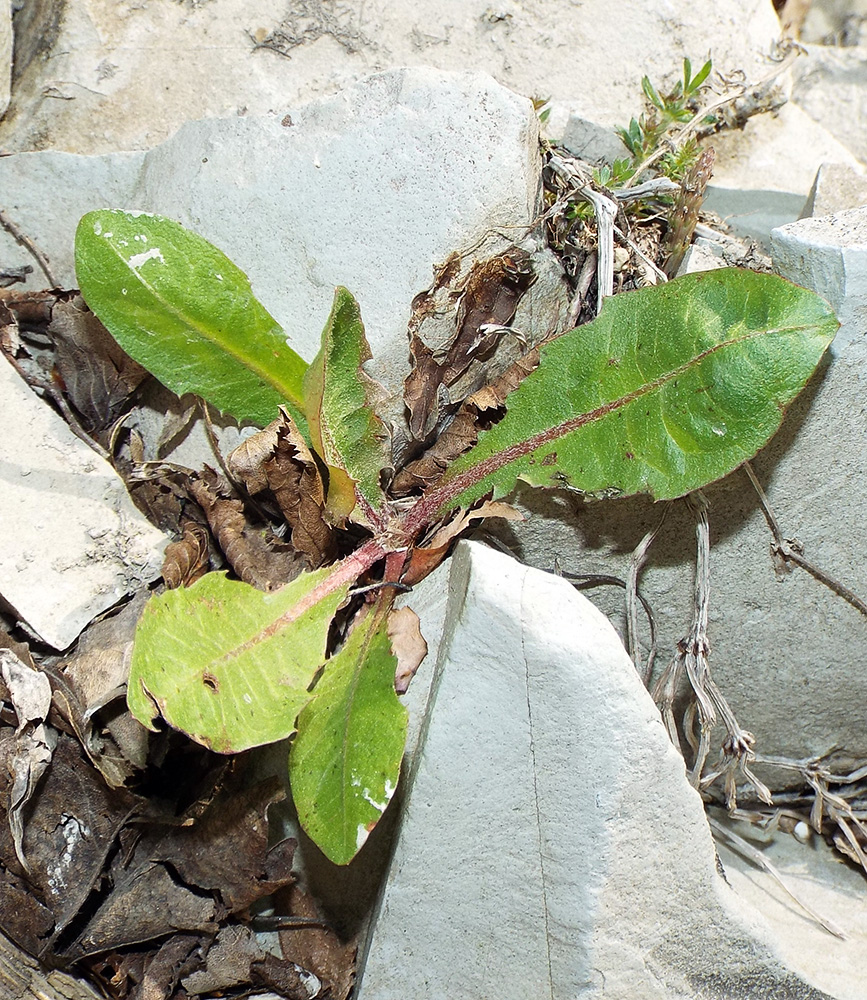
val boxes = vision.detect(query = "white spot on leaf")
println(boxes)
[128,247,166,269]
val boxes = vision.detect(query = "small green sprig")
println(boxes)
[617,57,713,181]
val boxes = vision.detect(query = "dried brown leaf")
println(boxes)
[58,592,151,780]
[401,500,522,587]
[404,248,536,443]
[50,296,149,431]
[189,469,304,590]
[280,884,357,1000]
[229,409,336,568]
[162,521,210,589]
[388,607,428,694]
[392,346,540,496]
[265,414,336,567]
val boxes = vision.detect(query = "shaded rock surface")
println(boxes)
[357,541,843,999]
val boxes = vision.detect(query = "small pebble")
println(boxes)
[793,820,811,844]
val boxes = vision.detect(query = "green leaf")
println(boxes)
[75,210,308,429]
[690,58,713,93]
[421,270,837,515]
[642,75,664,110]
[289,605,407,866]
[127,567,350,753]
[682,58,692,93]
[303,287,389,524]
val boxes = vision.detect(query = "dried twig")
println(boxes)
[0,210,58,288]
[547,153,616,314]
[743,461,867,619]
[625,511,667,684]
[709,815,847,939]
[653,492,771,804]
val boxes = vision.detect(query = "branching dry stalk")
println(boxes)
[743,460,867,619]
[731,753,867,879]
[652,492,772,806]
[625,511,667,685]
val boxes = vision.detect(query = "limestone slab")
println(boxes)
[793,43,867,164]
[357,541,832,1000]
[705,103,862,246]
[0,0,10,119]
[0,357,167,650]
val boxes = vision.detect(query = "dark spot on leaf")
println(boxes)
[541,452,557,466]
[607,357,619,366]
[203,673,219,692]
[625,452,634,459]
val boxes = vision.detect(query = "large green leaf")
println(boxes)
[75,210,308,429]
[127,568,349,753]
[303,287,389,525]
[418,269,837,517]
[289,605,407,865]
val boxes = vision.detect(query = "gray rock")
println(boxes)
[793,43,867,164]
[801,162,867,218]
[0,357,167,650]
[0,68,554,417]
[0,0,783,156]
[553,108,630,165]
[0,0,10,119]
[771,206,867,347]
[357,540,835,1000]
[705,102,863,247]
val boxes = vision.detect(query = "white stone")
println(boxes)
[549,106,630,165]
[0,357,167,650]
[676,236,728,275]
[771,205,867,346]
[801,162,867,218]
[0,0,783,156]
[357,541,833,1000]
[705,102,863,245]
[0,0,10,119]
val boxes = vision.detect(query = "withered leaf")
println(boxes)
[230,408,337,567]
[0,733,138,957]
[0,298,19,354]
[392,346,540,496]
[129,931,201,1000]
[189,468,304,590]
[149,776,295,914]
[388,607,428,695]
[279,884,356,1000]
[51,296,149,432]
[70,863,217,959]
[58,592,152,780]
[404,248,535,443]
[264,412,337,567]
[162,520,210,589]
[401,500,522,588]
